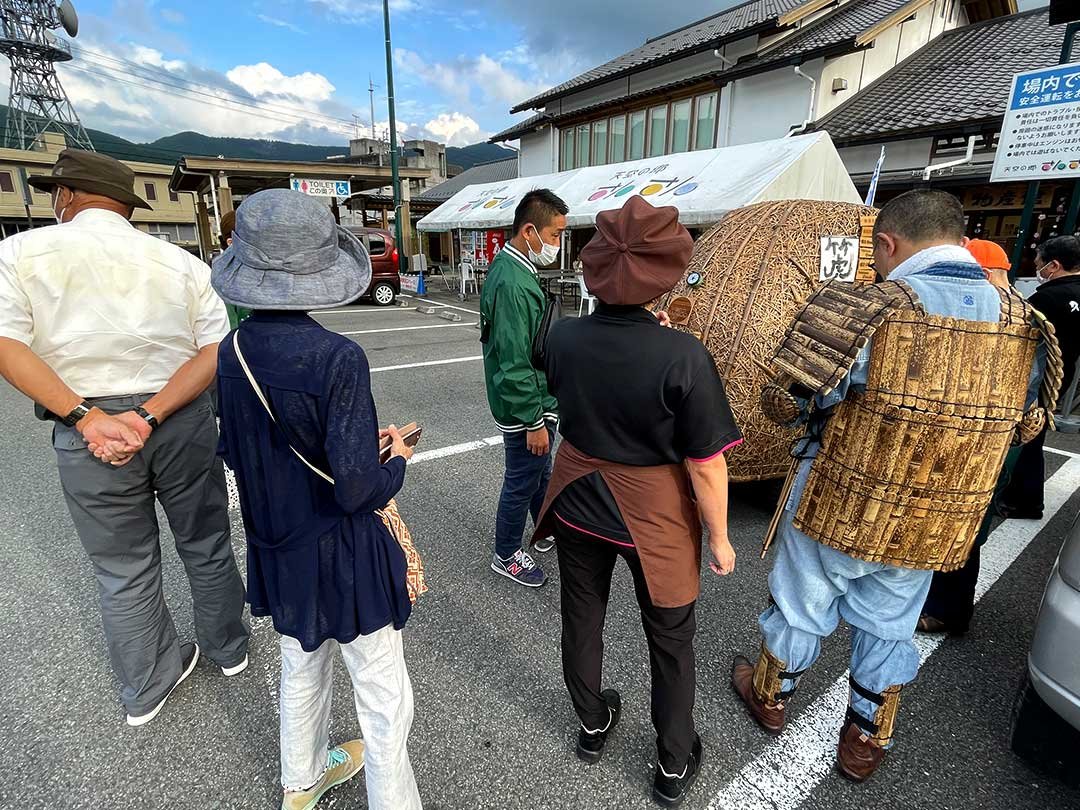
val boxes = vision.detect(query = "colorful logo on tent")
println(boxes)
[586,173,700,203]
[499,197,517,209]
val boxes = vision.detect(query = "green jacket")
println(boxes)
[480,244,558,433]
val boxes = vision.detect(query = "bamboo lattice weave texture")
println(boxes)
[658,199,876,482]
[770,281,923,397]
[794,301,1042,572]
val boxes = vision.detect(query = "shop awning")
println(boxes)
[417,132,860,232]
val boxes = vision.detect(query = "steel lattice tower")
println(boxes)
[0,0,92,151]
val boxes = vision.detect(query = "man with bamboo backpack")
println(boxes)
[732,190,1058,782]
[480,189,567,587]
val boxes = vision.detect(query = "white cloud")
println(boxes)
[421,112,487,147]
[130,45,186,72]
[394,48,548,108]
[160,9,185,25]
[256,14,308,34]
[226,63,336,102]
[306,0,417,22]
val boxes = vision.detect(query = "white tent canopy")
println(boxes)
[417,132,860,233]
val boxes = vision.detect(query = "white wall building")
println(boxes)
[493,0,1016,177]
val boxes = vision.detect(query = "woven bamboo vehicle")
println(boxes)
[657,199,876,482]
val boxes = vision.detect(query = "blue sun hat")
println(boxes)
[212,188,372,310]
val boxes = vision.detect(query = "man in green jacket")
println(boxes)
[480,189,567,587]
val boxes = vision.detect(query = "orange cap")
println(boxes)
[966,239,1010,272]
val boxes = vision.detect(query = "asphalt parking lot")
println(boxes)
[1,289,1079,810]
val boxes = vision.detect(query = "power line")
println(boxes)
[67,44,368,133]
[62,63,357,138]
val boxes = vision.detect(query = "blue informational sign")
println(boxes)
[992,62,1080,183]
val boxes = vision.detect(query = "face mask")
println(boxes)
[526,225,560,267]
[1036,263,1054,284]
[53,192,69,225]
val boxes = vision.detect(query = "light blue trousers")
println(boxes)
[760,461,932,738]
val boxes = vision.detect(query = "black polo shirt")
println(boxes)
[544,304,742,542]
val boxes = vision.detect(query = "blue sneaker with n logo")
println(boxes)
[491,549,547,588]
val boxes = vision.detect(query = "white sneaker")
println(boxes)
[221,655,249,677]
[126,642,200,727]
[534,536,555,553]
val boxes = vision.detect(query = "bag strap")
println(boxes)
[232,331,336,486]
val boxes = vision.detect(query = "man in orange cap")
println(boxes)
[964,238,1011,288]
[532,195,741,807]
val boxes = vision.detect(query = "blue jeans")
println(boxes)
[760,459,931,737]
[494,426,554,560]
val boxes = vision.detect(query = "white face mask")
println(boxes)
[526,225,560,267]
[1036,261,1055,285]
[53,191,69,225]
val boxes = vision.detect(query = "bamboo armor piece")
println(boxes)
[790,283,1054,572]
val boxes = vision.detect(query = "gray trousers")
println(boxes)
[54,392,249,715]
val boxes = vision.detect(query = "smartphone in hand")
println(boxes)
[380,422,423,463]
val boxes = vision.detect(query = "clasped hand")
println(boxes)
[81,410,152,466]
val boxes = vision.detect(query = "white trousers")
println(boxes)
[279,625,422,810]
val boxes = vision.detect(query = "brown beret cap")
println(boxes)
[580,195,694,306]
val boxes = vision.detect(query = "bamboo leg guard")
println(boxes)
[752,644,806,707]
[847,678,903,747]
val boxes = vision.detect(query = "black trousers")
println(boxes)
[923,544,981,635]
[555,523,697,772]
[999,425,1047,512]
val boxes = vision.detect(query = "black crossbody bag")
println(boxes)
[480,289,562,371]
[530,292,562,370]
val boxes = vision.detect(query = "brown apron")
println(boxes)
[532,441,703,608]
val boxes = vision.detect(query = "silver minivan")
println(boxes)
[1011,510,1080,784]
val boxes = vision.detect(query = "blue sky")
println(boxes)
[0,0,1052,148]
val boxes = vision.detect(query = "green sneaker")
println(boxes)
[282,740,365,810]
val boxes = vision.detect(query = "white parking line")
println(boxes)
[1046,445,1080,460]
[341,323,477,336]
[409,435,503,464]
[707,455,1080,810]
[370,356,482,373]
[313,307,412,315]
[400,294,482,316]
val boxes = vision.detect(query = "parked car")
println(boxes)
[1010,509,1080,786]
[346,226,400,306]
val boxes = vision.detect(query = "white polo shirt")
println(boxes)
[0,208,229,398]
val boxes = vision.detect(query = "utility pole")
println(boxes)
[383,0,405,273]
[369,75,378,141]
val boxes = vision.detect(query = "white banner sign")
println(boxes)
[820,236,859,283]
[290,178,352,198]
[991,62,1080,183]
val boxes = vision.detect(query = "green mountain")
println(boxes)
[103,130,514,171]
[0,107,514,171]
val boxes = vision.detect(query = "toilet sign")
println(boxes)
[290,178,351,198]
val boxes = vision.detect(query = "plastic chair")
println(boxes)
[578,275,597,316]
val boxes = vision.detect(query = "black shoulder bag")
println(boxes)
[531,292,562,370]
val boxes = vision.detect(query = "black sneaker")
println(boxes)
[576,689,621,764]
[652,734,703,808]
[126,642,200,727]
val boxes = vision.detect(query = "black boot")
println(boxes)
[576,689,621,764]
[652,734,703,808]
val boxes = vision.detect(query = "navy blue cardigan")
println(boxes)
[217,311,410,651]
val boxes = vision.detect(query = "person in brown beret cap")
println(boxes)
[531,195,742,807]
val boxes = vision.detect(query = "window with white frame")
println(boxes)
[647,105,668,157]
